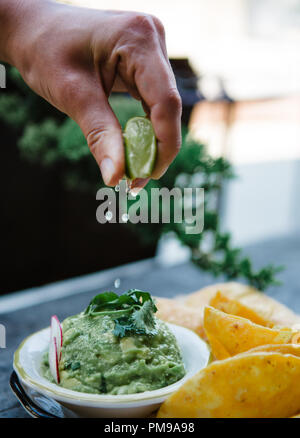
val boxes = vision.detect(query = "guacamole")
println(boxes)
[42,292,185,395]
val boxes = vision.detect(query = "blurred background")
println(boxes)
[1,0,300,294]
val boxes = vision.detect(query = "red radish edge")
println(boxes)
[51,315,63,360]
[49,315,62,384]
[52,315,63,348]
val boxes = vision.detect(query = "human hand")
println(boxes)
[1,0,182,187]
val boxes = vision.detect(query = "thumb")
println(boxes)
[71,84,124,186]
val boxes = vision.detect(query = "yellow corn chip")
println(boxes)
[205,333,231,360]
[242,343,300,357]
[183,282,300,328]
[183,282,257,308]
[157,351,300,418]
[155,297,205,338]
[210,291,274,327]
[204,306,295,360]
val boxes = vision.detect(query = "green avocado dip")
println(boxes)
[42,289,185,395]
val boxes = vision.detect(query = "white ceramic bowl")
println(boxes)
[14,323,210,418]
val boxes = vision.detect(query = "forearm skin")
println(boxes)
[0,0,51,66]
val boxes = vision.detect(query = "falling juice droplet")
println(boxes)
[105,210,113,221]
[128,180,139,198]
[114,278,121,289]
[130,189,138,198]
[121,213,129,223]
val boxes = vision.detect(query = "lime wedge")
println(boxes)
[124,117,157,180]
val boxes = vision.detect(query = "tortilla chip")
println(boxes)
[238,293,300,328]
[204,306,295,360]
[243,343,300,357]
[183,282,257,308]
[157,351,300,418]
[164,282,258,339]
[205,333,231,360]
[183,282,300,328]
[155,297,205,338]
[210,291,274,327]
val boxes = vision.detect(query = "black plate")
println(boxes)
[10,371,59,418]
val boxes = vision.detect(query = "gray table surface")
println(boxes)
[1,235,299,418]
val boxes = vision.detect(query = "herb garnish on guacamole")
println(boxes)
[42,290,185,395]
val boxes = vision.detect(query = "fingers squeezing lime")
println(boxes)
[124,117,157,180]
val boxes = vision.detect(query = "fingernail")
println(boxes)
[100,158,115,185]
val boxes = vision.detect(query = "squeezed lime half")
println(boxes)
[124,117,157,180]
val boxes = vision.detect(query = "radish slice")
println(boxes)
[49,336,60,384]
[51,315,62,360]
[49,315,62,384]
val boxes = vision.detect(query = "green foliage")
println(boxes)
[0,93,27,127]
[19,119,61,164]
[0,65,282,290]
[191,233,283,290]
[58,119,89,161]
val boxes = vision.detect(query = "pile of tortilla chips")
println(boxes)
[155,283,300,418]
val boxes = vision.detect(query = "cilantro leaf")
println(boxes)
[113,317,135,338]
[113,300,157,338]
[127,289,157,311]
[85,289,158,338]
[85,291,120,314]
[130,300,157,335]
[85,289,156,315]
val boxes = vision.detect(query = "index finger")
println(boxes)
[134,51,182,180]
